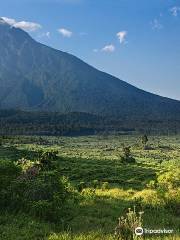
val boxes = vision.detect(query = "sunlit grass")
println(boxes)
[0,135,179,239]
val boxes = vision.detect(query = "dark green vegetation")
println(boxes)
[1,109,180,136]
[0,135,179,239]
[1,18,180,119]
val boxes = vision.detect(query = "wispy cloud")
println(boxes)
[46,32,50,38]
[1,17,42,32]
[117,31,127,44]
[170,6,180,17]
[58,28,72,37]
[101,44,115,53]
[151,19,163,30]
[38,31,50,39]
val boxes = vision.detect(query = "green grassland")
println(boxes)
[0,135,179,240]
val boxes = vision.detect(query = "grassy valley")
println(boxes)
[0,134,179,239]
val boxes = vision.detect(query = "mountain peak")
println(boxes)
[0,17,33,45]
[0,23,180,119]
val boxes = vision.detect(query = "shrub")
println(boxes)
[38,150,59,170]
[133,189,165,208]
[1,170,76,222]
[164,189,180,214]
[81,188,96,200]
[146,180,156,189]
[156,168,180,213]
[16,158,34,171]
[92,179,99,189]
[0,160,21,191]
[120,146,135,163]
[114,207,144,240]
[77,181,86,192]
[157,170,180,190]
[141,134,148,149]
[101,182,110,190]
[15,158,40,179]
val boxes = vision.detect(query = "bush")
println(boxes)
[146,180,156,189]
[38,150,59,170]
[120,146,136,163]
[141,134,148,149]
[92,179,99,189]
[77,181,86,192]
[0,160,21,191]
[157,170,180,190]
[101,182,110,190]
[120,156,136,164]
[156,169,180,213]
[1,169,76,222]
[133,189,165,208]
[15,158,40,180]
[164,189,180,214]
[81,188,96,200]
[114,207,144,240]
[31,200,53,220]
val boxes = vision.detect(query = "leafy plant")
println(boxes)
[101,181,110,190]
[141,134,148,149]
[92,179,99,189]
[121,146,135,163]
[77,181,86,192]
[114,207,144,240]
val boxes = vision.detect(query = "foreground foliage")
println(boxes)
[0,135,179,239]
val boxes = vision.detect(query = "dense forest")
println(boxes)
[0,109,180,136]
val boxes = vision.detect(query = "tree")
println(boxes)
[141,134,148,148]
[121,146,135,163]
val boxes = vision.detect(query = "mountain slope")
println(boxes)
[0,18,180,119]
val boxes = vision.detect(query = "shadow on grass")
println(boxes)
[0,144,156,191]
[0,145,40,161]
[67,196,133,234]
[59,157,156,190]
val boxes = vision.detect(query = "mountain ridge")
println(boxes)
[0,17,180,119]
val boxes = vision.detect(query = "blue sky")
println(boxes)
[1,0,180,100]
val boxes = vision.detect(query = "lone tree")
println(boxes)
[141,134,148,148]
[121,146,135,163]
[123,146,131,159]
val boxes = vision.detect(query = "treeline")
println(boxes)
[0,109,180,136]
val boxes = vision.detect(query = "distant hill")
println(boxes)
[0,17,180,119]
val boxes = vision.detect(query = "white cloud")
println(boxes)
[58,28,72,37]
[170,6,180,17]
[1,17,42,32]
[151,19,163,30]
[14,21,41,32]
[117,31,127,44]
[101,44,115,53]
[1,17,16,25]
